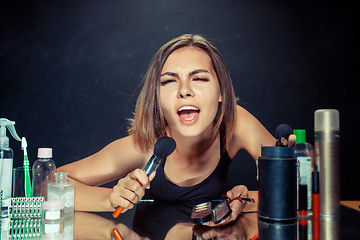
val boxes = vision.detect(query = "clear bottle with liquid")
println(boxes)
[32,148,56,200]
[0,118,21,218]
[47,172,74,217]
[293,129,314,215]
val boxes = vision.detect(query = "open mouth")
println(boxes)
[177,106,200,121]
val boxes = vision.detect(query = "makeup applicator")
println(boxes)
[112,136,176,218]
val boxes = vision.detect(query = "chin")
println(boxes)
[178,125,214,139]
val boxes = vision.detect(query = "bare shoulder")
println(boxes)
[228,105,275,160]
[93,134,152,174]
[59,135,151,186]
[106,135,151,163]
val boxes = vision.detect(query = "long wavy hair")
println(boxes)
[128,34,237,151]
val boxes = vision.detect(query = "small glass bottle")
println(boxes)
[293,129,314,216]
[47,172,74,217]
[32,148,56,200]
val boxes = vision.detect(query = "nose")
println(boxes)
[177,81,194,98]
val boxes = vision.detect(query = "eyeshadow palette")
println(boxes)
[191,200,232,224]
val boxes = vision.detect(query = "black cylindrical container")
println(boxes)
[258,146,297,222]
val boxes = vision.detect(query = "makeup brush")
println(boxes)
[222,195,255,203]
[275,124,295,147]
[113,136,176,218]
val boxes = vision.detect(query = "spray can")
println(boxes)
[314,109,340,217]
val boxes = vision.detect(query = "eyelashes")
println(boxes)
[193,78,209,82]
[160,79,176,86]
[160,78,209,86]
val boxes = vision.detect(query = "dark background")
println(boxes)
[1,1,358,199]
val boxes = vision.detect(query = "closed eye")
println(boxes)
[160,79,176,86]
[193,78,209,82]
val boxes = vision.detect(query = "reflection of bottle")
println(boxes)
[32,148,56,200]
[47,172,74,217]
[314,109,340,217]
[293,129,314,215]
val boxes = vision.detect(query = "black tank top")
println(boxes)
[144,130,231,201]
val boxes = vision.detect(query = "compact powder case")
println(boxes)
[191,200,232,224]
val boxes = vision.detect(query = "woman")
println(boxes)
[58,34,276,226]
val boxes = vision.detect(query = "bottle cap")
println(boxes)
[38,148,53,158]
[293,129,306,143]
[314,109,339,131]
[55,172,68,183]
[42,200,65,211]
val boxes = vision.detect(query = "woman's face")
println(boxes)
[159,46,222,138]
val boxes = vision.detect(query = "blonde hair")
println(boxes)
[128,34,237,151]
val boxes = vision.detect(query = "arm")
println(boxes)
[74,212,147,240]
[228,105,276,160]
[57,135,150,212]
[221,105,274,225]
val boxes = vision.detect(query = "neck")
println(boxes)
[167,130,220,164]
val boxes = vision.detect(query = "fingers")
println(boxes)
[226,185,248,201]
[146,171,156,189]
[110,169,154,212]
[202,185,249,227]
[288,134,296,147]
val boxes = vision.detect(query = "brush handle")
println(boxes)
[236,197,255,203]
[24,156,33,197]
[112,228,124,240]
[113,206,124,218]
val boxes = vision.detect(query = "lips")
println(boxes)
[177,105,200,123]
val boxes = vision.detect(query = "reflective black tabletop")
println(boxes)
[76,201,360,240]
[1,201,359,239]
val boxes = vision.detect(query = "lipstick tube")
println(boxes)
[312,170,320,219]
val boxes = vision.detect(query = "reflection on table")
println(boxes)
[1,201,360,239]
[74,201,360,240]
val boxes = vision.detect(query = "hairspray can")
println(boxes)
[314,109,340,217]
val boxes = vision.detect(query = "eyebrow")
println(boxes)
[160,69,210,78]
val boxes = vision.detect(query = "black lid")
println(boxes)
[261,146,293,158]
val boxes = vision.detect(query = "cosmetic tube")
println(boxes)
[312,171,320,219]
[314,109,340,217]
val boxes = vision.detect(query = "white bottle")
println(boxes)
[32,148,56,200]
[0,118,21,217]
[293,129,314,215]
[47,172,74,217]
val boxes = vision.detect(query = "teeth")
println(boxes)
[184,117,194,120]
[178,106,199,112]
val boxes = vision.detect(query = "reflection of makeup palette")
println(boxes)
[191,200,232,224]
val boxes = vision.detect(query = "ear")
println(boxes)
[219,93,223,102]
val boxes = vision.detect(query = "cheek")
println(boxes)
[159,97,173,122]
[206,91,222,119]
